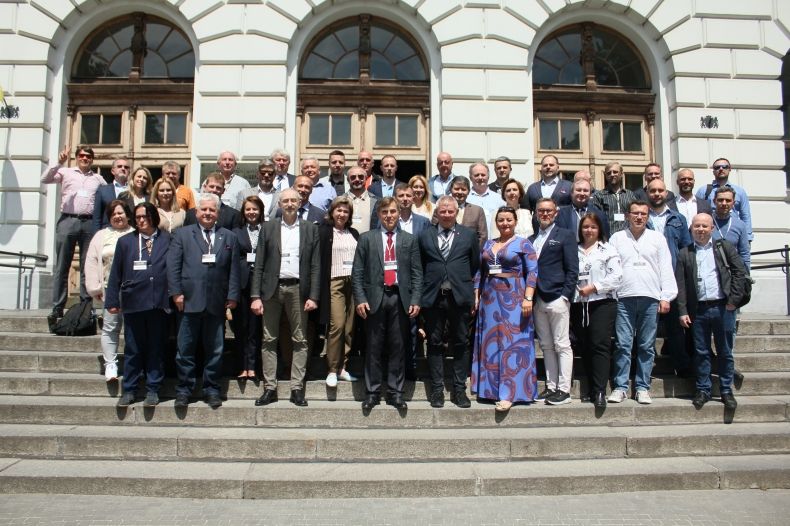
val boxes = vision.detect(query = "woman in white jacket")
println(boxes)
[84,200,134,381]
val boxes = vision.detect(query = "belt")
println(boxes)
[383,285,399,293]
[62,212,92,220]
[489,272,519,279]
[278,278,299,286]
[439,288,452,296]
[698,299,725,307]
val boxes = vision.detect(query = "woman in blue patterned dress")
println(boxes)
[471,206,539,411]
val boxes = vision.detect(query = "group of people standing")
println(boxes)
[41,146,751,413]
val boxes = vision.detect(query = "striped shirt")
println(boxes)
[591,187,636,235]
[330,228,358,279]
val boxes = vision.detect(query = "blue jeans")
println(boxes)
[613,297,658,392]
[692,301,736,394]
[176,312,225,397]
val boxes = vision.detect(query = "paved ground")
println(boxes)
[0,489,788,525]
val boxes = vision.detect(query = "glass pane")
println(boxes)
[556,32,581,62]
[334,52,359,79]
[166,114,187,144]
[303,54,334,79]
[101,114,122,144]
[533,60,559,84]
[146,23,169,51]
[398,116,418,146]
[309,114,329,145]
[143,53,167,77]
[624,173,642,191]
[80,115,100,144]
[371,51,395,80]
[376,115,396,146]
[558,62,584,84]
[593,29,648,88]
[560,119,580,149]
[145,113,166,144]
[108,49,133,77]
[335,26,358,51]
[76,54,111,77]
[539,119,559,149]
[386,36,414,63]
[536,38,567,69]
[313,34,346,62]
[394,56,426,81]
[370,26,394,52]
[94,34,120,63]
[113,23,134,49]
[159,30,192,62]
[331,115,351,145]
[602,121,622,151]
[622,122,642,151]
[168,54,195,78]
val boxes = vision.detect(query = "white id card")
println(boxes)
[578,272,590,281]
[202,254,216,264]
[133,260,147,271]
[353,215,362,222]
[246,252,256,263]
[384,262,398,271]
[489,264,502,274]
[342,260,353,270]
[614,213,625,221]
[632,260,648,268]
[77,189,90,198]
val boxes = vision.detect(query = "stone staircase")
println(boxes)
[0,310,788,499]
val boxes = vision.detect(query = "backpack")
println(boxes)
[714,240,752,308]
[51,299,97,336]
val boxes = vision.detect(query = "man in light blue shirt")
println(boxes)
[695,157,752,242]
[711,186,750,271]
[301,156,336,211]
[428,151,458,203]
[466,161,505,231]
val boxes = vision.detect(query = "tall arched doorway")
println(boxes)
[297,14,430,180]
[532,23,655,189]
[67,12,195,184]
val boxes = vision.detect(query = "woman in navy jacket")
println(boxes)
[105,202,171,407]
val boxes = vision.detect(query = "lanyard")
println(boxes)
[715,217,732,239]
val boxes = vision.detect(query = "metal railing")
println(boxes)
[751,244,790,315]
[0,250,48,309]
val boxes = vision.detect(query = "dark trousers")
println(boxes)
[423,292,471,393]
[364,289,408,396]
[232,288,261,373]
[52,214,93,310]
[570,299,616,394]
[661,299,692,373]
[175,312,225,397]
[121,309,167,394]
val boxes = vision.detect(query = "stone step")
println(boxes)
[0,395,786,428]
[0,422,788,463]
[0,455,787,499]
[2,371,788,399]
[734,353,790,371]
[736,317,790,336]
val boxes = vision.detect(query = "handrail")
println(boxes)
[0,251,49,309]
[750,244,789,315]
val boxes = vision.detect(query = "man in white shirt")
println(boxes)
[673,168,712,226]
[608,201,678,405]
[217,151,250,211]
[466,162,505,230]
[243,158,278,221]
[344,166,378,234]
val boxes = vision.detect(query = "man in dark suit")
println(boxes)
[676,213,748,410]
[368,155,399,199]
[632,163,677,203]
[250,188,321,407]
[673,168,712,227]
[529,198,579,405]
[92,156,131,232]
[436,176,488,247]
[555,179,610,242]
[419,196,479,408]
[352,197,423,410]
[271,148,296,191]
[168,193,240,409]
[184,173,243,231]
[522,154,572,212]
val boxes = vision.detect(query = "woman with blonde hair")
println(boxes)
[151,177,185,232]
[409,174,433,219]
[119,166,152,210]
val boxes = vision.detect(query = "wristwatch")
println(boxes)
[524,296,533,301]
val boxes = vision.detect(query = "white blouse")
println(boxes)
[573,241,623,303]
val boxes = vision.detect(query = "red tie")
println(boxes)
[384,231,396,286]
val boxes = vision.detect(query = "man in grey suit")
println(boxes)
[419,196,479,408]
[250,188,321,407]
[352,197,423,410]
[168,193,240,409]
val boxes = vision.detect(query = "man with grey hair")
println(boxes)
[301,156,336,211]
[467,161,505,237]
[490,156,512,194]
[217,150,250,211]
[271,148,295,191]
[243,158,279,221]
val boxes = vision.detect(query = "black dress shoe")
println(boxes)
[205,393,222,409]
[386,394,407,409]
[362,395,380,410]
[692,390,711,409]
[733,369,745,389]
[116,392,135,407]
[255,389,278,406]
[290,389,308,407]
[174,394,189,408]
[453,391,471,409]
[593,391,607,409]
[721,391,738,410]
[429,390,444,408]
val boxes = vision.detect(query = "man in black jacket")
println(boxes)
[676,213,748,410]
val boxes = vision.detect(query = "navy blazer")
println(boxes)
[167,224,241,316]
[418,223,479,307]
[529,225,579,302]
[232,225,262,290]
[555,204,610,241]
[105,229,171,314]
[522,179,573,212]
[184,203,243,231]
[92,184,121,233]
[406,213,430,238]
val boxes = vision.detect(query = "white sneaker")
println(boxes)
[607,389,627,403]
[325,373,338,387]
[337,369,358,382]
[636,390,652,404]
[104,363,118,382]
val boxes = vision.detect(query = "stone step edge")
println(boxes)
[0,455,787,499]
[1,423,789,463]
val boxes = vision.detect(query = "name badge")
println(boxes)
[353,215,362,222]
[342,260,353,270]
[614,213,625,221]
[77,189,90,198]
[632,260,648,268]
[384,262,397,271]
[489,264,502,274]
[133,260,147,271]
[263,216,269,222]
[246,252,256,263]
[202,254,216,264]
[578,272,590,281]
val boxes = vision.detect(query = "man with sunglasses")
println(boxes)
[344,166,379,234]
[41,145,107,322]
[695,158,752,242]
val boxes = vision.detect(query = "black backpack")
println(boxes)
[714,240,752,308]
[51,299,97,336]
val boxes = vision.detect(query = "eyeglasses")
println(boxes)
[135,215,149,221]
[77,153,93,159]
[536,209,555,215]
[605,170,620,175]
[713,164,730,171]
[115,165,130,170]
[348,175,365,181]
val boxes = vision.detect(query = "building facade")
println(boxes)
[0,0,788,312]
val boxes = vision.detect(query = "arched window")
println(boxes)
[67,13,195,184]
[297,15,430,180]
[532,23,656,189]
